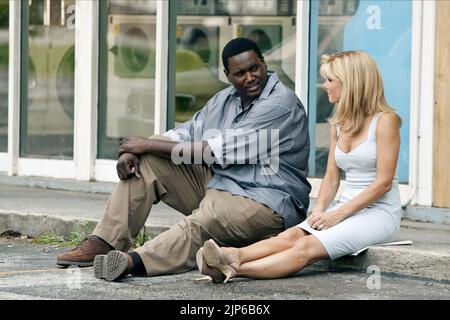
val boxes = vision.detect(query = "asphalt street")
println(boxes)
[0,236,449,301]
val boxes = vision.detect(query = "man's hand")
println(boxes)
[118,136,151,156]
[116,152,141,180]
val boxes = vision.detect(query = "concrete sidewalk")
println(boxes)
[1,174,449,283]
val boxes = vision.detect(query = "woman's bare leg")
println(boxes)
[220,227,309,267]
[237,235,329,279]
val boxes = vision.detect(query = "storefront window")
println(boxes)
[20,0,75,159]
[308,0,411,182]
[172,0,297,125]
[0,0,8,152]
[97,0,157,159]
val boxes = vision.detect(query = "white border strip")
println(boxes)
[17,158,74,179]
[94,159,119,183]
[74,0,99,181]
[7,0,21,176]
[295,0,309,113]
[416,1,435,206]
[404,0,423,207]
[154,0,169,134]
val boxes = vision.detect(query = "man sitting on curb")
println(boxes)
[56,38,311,282]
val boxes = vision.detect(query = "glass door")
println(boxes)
[20,0,76,159]
[171,0,297,128]
[308,0,412,183]
[97,0,157,159]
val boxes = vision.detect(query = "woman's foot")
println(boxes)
[202,239,239,283]
[196,247,226,283]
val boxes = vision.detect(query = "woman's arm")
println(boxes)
[311,113,400,230]
[336,113,400,217]
[312,125,342,212]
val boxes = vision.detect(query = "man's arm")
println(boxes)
[118,136,212,163]
[208,103,292,169]
[117,91,224,177]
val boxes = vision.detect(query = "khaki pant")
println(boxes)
[93,135,284,276]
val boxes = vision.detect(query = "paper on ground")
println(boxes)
[349,240,414,256]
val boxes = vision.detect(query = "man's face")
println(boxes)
[225,50,268,102]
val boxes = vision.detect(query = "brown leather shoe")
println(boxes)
[56,235,113,267]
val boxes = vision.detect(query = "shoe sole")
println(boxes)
[56,260,94,267]
[203,240,236,283]
[196,248,226,283]
[203,240,223,268]
[94,251,129,282]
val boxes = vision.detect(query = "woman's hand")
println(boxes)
[307,210,346,230]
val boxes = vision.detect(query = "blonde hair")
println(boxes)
[320,50,401,134]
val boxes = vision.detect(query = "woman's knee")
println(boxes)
[276,227,304,244]
[293,236,328,262]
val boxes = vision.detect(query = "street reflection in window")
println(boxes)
[173,0,297,125]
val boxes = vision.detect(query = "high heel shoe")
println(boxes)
[202,239,238,283]
[195,247,226,283]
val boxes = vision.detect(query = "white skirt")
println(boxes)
[297,201,401,260]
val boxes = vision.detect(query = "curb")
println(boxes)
[403,206,450,225]
[0,175,116,194]
[319,247,450,283]
[1,210,449,283]
[0,210,170,241]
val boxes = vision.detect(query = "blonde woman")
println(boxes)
[196,50,402,282]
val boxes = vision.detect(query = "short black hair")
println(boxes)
[222,37,264,72]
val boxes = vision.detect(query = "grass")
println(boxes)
[65,220,95,246]
[133,227,151,248]
[31,221,151,248]
[32,222,151,249]
[32,233,65,245]
[32,220,96,247]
